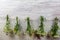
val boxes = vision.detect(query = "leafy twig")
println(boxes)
[26,17,34,36]
[47,17,59,38]
[14,17,20,36]
[4,15,13,36]
[34,16,46,39]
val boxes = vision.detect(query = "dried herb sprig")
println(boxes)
[47,17,59,38]
[26,17,34,36]
[4,15,13,35]
[14,17,20,36]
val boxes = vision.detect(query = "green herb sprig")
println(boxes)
[4,15,13,35]
[14,17,20,36]
[26,17,34,36]
[35,16,46,37]
[48,17,59,38]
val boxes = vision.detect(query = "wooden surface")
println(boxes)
[0,0,60,40]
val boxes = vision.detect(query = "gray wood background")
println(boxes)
[0,0,60,40]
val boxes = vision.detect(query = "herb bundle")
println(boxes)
[26,17,34,36]
[14,17,20,36]
[34,16,46,39]
[4,15,13,35]
[47,17,59,38]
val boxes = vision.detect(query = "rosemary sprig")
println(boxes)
[26,17,34,36]
[4,15,13,35]
[14,17,20,36]
[48,17,59,38]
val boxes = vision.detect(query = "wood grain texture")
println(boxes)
[0,0,60,40]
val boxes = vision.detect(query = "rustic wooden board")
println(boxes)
[0,0,60,40]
